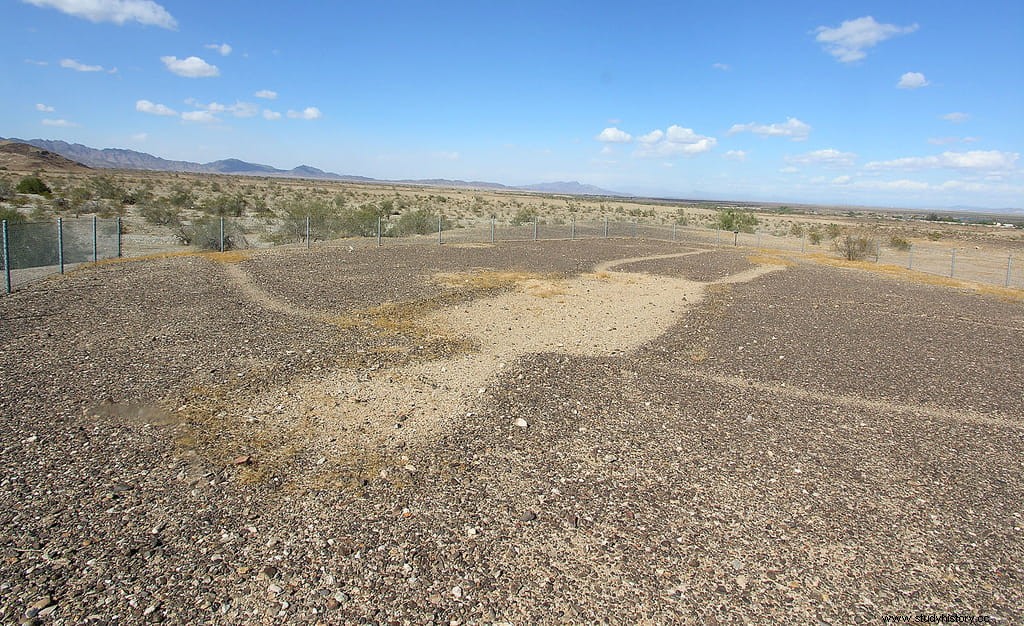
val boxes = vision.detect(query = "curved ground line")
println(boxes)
[676,367,1020,430]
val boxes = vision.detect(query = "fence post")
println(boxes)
[116,217,122,258]
[950,248,956,278]
[874,238,879,263]
[438,215,443,245]
[801,234,806,254]
[57,217,64,274]
[490,217,495,244]
[733,231,739,246]
[219,217,225,253]
[672,223,677,242]
[305,216,310,249]
[571,217,575,240]
[908,245,913,270]
[603,217,608,238]
[533,217,538,241]
[633,220,637,238]
[92,215,98,262]
[2,220,10,294]
[1006,255,1013,288]
[376,216,381,247]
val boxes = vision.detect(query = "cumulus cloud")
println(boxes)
[634,125,716,158]
[287,107,322,120]
[161,55,219,78]
[865,150,1019,171]
[60,58,103,72]
[815,16,918,63]
[181,110,216,123]
[786,148,857,167]
[22,0,176,28]
[204,43,232,56]
[941,112,970,123]
[135,99,177,116]
[724,150,747,161]
[897,71,928,89]
[35,103,55,112]
[712,62,731,71]
[596,127,633,143]
[728,117,811,141]
[42,118,75,127]
[262,109,281,120]
[254,89,277,100]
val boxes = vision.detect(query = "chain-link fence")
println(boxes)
[3,213,1021,294]
[2,217,121,293]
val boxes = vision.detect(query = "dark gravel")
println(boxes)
[0,240,1019,624]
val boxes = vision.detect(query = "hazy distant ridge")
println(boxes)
[3,137,628,197]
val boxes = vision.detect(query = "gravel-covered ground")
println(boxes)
[0,239,1020,624]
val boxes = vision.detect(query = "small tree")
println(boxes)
[716,209,758,233]
[16,175,51,195]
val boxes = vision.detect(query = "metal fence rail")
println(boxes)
[2,214,1021,294]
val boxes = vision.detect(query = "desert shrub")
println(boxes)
[336,203,387,237]
[716,209,758,233]
[808,229,823,245]
[835,235,877,261]
[0,207,26,223]
[789,222,805,236]
[273,198,338,243]
[826,223,842,239]
[140,201,181,225]
[391,208,442,236]
[202,193,248,217]
[889,235,911,251]
[167,183,195,209]
[927,231,943,241]
[675,209,690,225]
[176,217,246,250]
[89,176,126,202]
[16,175,51,195]
[0,177,14,201]
[510,206,537,226]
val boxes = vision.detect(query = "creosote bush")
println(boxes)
[835,235,877,261]
[16,175,51,196]
[716,209,758,233]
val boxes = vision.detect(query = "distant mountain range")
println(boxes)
[1,137,629,197]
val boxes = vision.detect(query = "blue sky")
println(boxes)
[2,0,1022,209]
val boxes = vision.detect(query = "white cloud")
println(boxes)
[42,118,75,127]
[814,16,919,63]
[723,150,747,161]
[254,89,277,100]
[25,59,48,66]
[786,148,857,167]
[596,127,632,143]
[599,145,614,156]
[204,43,232,56]
[728,117,811,141]
[135,99,177,116]
[432,151,460,161]
[181,110,216,123]
[865,150,1019,172]
[859,179,930,191]
[131,132,147,141]
[262,109,281,120]
[606,118,622,125]
[712,62,731,71]
[161,55,219,78]
[897,71,929,89]
[189,100,258,118]
[832,175,852,184]
[941,112,970,123]
[35,103,55,112]
[634,125,716,158]
[779,166,800,174]
[928,136,978,145]
[60,58,103,72]
[287,107,322,120]
[23,0,177,29]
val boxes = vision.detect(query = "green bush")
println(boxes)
[273,198,338,243]
[0,207,26,223]
[825,223,843,239]
[808,230,823,245]
[835,235,877,261]
[16,175,51,195]
[510,206,537,226]
[336,203,387,237]
[176,217,246,250]
[392,208,442,236]
[203,193,248,217]
[716,209,758,233]
[140,201,181,226]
